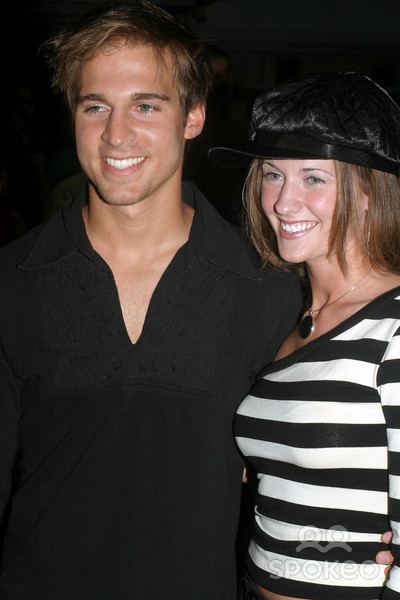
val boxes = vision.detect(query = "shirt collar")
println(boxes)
[18,186,91,270]
[19,182,261,280]
[182,181,261,280]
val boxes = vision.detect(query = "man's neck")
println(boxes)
[81,188,195,345]
[82,193,194,263]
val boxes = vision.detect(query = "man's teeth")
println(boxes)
[281,222,315,233]
[106,157,145,169]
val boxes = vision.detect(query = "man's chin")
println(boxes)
[92,185,147,207]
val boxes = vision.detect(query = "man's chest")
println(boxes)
[14,255,265,398]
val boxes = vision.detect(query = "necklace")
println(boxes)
[298,271,371,340]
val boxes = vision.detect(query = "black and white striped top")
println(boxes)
[235,287,400,599]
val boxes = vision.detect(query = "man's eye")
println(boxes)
[85,105,106,114]
[137,104,156,113]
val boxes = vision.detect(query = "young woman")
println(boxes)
[210,72,400,599]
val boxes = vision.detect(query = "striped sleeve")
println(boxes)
[379,326,400,599]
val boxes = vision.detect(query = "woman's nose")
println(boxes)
[274,182,302,215]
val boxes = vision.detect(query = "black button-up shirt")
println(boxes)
[0,183,301,599]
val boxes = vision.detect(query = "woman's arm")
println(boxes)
[379,326,400,598]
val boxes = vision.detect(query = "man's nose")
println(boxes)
[101,110,136,148]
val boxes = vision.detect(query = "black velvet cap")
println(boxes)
[208,72,400,175]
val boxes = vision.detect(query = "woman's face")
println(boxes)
[261,159,338,267]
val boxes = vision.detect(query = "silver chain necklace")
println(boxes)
[298,271,371,339]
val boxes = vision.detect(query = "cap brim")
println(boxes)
[207,143,320,168]
[208,136,400,174]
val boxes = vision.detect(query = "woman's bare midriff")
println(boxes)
[256,584,310,600]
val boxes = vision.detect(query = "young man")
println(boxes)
[0,2,300,598]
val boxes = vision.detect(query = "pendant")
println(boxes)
[298,313,314,339]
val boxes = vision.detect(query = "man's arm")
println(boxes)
[0,343,21,525]
[377,531,394,576]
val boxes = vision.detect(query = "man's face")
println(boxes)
[74,43,204,208]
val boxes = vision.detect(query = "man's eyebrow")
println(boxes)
[131,92,170,102]
[76,93,106,103]
[75,92,170,103]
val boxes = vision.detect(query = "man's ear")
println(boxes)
[184,103,206,141]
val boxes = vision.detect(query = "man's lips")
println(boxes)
[104,157,145,170]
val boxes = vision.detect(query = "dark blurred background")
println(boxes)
[0,0,399,238]
[15,0,400,93]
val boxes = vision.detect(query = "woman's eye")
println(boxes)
[306,175,325,185]
[263,171,283,183]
